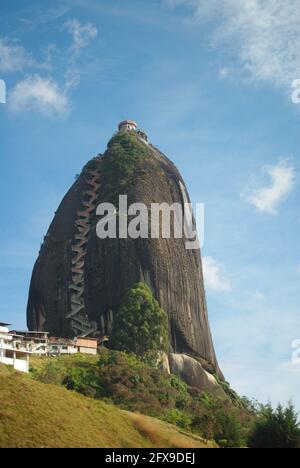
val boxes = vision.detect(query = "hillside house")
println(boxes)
[48,337,78,356]
[10,330,49,355]
[1,322,100,359]
[0,323,30,373]
[47,336,98,356]
[76,337,98,355]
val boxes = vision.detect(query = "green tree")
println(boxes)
[110,282,169,363]
[249,401,300,448]
[214,412,247,448]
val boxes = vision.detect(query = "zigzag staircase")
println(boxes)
[67,161,101,337]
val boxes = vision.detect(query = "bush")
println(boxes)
[189,397,249,447]
[214,412,247,448]
[31,361,66,385]
[248,402,300,448]
[63,367,99,398]
[110,282,169,363]
[30,352,255,447]
[164,409,192,430]
[95,350,185,415]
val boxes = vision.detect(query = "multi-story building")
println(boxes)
[0,322,30,373]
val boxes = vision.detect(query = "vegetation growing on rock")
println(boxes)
[109,282,169,363]
[100,132,151,205]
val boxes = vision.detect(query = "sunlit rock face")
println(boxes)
[27,130,223,379]
[168,353,225,395]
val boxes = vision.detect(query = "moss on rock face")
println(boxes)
[100,132,152,205]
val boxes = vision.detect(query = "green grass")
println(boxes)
[0,365,216,448]
[27,352,254,447]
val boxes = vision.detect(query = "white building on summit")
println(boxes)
[118,120,148,143]
[118,120,137,131]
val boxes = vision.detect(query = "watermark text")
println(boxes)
[0,79,6,104]
[96,195,204,250]
[291,339,300,365]
[291,79,300,104]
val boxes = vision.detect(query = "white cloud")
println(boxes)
[19,6,69,28]
[243,159,295,215]
[61,19,98,94]
[167,0,300,90]
[202,256,231,292]
[64,19,98,55]
[0,37,33,73]
[2,18,98,117]
[219,67,230,78]
[9,75,68,116]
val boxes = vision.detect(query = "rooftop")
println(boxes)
[118,120,138,130]
[11,330,49,335]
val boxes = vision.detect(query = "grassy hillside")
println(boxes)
[28,352,253,448]
[0,365,215,448]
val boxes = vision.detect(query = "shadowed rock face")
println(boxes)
[27,131,223,378]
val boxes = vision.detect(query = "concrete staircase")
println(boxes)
[67,162,101,337]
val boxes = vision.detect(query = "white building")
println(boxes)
[11,330,49,356]
[47,336,99,356]
[118,120,138,131]
[118,120,148,144]
[48,341,78,356]
[0,322,30,373]
[0,322,100,362]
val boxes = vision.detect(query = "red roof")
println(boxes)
[118,120,137,129]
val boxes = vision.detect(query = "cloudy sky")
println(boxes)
[0,0,300,409]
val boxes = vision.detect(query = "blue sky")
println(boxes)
[0,0,300,409]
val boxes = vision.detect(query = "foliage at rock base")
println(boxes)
[110,282,169,364]
[30,352,253,448]
[0,365,211,448]
[248,402,300,449]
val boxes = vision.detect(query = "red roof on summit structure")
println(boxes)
[118,120,137,130]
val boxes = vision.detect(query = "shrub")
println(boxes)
[167,375,189,410]
[31,361,66,385]
[164,409,192,430]
[30,352,255,447]
[63,367,99,398]
[214,412,247,448]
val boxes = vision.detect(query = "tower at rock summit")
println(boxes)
[27,121,224,391]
